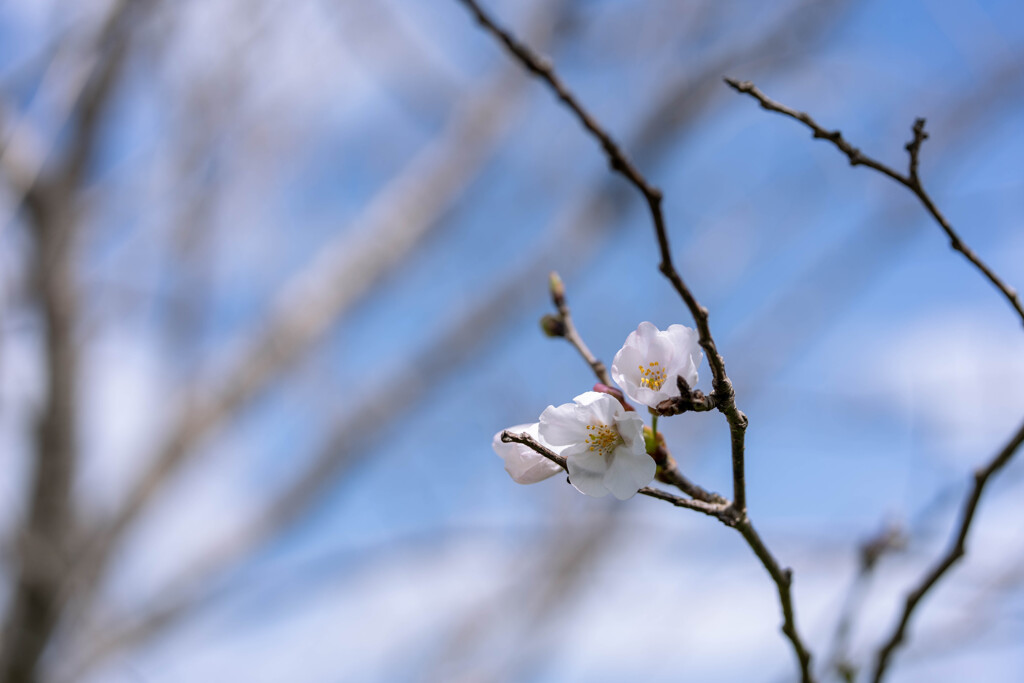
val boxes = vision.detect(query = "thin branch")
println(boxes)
[735,519,814,678]
[649,424,727,505]
[724,78,1024,328]
[500,431,730,521]
[721,76,1024,681]
[501,430,814,676]
[456,1,808,678]
[654,455,727,505]
[456,0,748,514]
[870,419,1024,682]
[543,273,726,503]
[544,271,610,386]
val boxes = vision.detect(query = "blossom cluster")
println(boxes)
[493,322,703,500]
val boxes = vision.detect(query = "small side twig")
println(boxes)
[500,431,730,521]
[724,78,1024,328]
[542,271,610,386]
[870,419,1024,682]
[656,376,721,416]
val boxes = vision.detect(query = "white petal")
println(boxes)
[646,332,675,365]
[677,356,699,389]
[616,412,647,452]
[610,344,643,395]
[630,384,669,409]
[577,391,621,426]
[665,324,702,386]
[570,391,608,410]
[492,424,561,484]
[633,321,661,354]
[604,445,656,500]
[612,349,664,408]
[566,451,610,498]
[539,402,585,446]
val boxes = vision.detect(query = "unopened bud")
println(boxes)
[548,271,565,306]
[539,314,566,338]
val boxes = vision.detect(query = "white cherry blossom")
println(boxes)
[538,391,652,500]
[610,321,703,409]
[492,423,563,484]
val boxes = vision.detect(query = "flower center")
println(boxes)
[586,423,623,456]
[638,361,667,391]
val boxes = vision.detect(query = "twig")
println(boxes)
[648,425,727,505]
[500,430,814,679]
[543,274,724,502]
[724,78,1024,328]
[457,1,807,679]
[500,431,730,521]
[654,455,727,505]
[870,419,1024,682]
[735,520,814,678]
[544,271,610,386]
[722,76,1024,681]
[457,0,749,513]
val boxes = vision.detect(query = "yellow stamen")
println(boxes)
[585,423,623,456]
[638,361,667,391]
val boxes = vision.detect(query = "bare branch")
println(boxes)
[721,75,1024,681]
[502,429,814,676]
[454,1,810,679]
[734,519,815,678]
[724,78,1024,328]
[500,431,730,520]
[648,424,727,505]
[456,0,751,517]
[870,419,1024,682]
[0,2,157,680]
[544,271,611,386]
[0,191,79,683]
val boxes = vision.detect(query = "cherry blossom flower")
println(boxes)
[610,321,703,409]
[492,422,563,484]
[539,391,652,500]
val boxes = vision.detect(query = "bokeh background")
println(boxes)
[1,0,1023,681]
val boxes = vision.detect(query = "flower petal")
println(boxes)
[616,412,646,453]
[566,451,610,498]
[612,321,704,408]
[492,424,562,484]
[604,444,656,500]
[610,343,642,384]
[576,391,621,426]
[633,321,661,354]
[539,402,585,446]
[665,324,702,386]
